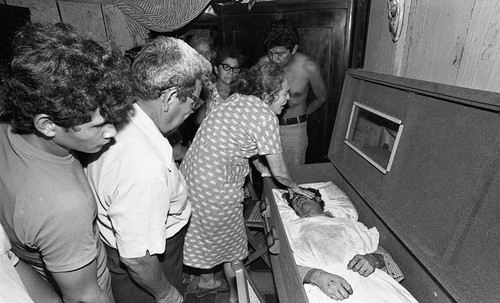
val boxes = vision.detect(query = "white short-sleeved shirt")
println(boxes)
[86,104,191,258]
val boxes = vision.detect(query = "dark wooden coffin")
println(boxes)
[262,69,500,303]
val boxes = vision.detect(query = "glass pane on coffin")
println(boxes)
[345,102,403,173]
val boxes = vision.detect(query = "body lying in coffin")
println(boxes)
[273,183,419,302]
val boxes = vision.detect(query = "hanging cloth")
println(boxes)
[113,0,211,38]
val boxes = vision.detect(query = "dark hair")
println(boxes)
[263,19,299,51]
[214,46,245,67]
[230,62,285,104]
[130,36,212,102]
[0,22,133,133]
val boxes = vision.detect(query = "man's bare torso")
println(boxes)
[261,52,312,118]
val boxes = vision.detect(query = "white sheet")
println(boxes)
[272,182,419,303]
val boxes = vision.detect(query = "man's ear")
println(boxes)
[292,44,298,55]
[33,114,57,138]
[160,87,177,113]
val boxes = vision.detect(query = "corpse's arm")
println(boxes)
[347,252,385,277]
[120,253,182,303]
[298,265,353,301]
[304,59,327,116]
[296,250,385,300]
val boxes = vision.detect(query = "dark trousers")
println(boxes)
[104,226,186,303]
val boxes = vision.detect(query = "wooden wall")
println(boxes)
[364,0,500,93]
[2,0,145,53]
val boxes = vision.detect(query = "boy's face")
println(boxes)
[267,45,295,68]
[53,108,117,154]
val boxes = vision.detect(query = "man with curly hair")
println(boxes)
[259,19,327,166]
[86,36,212,303]
[0,23,132,302]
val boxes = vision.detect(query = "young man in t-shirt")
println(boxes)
[0,22,132,303]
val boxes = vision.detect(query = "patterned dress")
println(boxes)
[180,93,282,269]
[205,81,223,116]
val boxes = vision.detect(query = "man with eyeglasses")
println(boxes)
[86,37,211,303]
[259,19,327,166]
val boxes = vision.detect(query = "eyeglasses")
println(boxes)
[218,62,241,74]
[176,87,204,111]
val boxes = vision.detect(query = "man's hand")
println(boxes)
[347,253,382,277]
[306,269,353,301]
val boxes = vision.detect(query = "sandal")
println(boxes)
[195,280,229,297]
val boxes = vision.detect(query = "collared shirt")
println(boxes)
[86,104,191,258]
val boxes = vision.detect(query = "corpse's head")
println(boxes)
[284,188,326,218]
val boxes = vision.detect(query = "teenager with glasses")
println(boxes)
[86,36,212,303]
[180,62,315,303]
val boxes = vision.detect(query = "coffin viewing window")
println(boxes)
[345,102,403,173]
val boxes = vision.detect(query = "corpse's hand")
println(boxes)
[347,253,382,277]
[307,269,353,300]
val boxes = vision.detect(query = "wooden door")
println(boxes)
[216,0,368,163]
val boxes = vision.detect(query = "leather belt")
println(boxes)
[279,113,307,126]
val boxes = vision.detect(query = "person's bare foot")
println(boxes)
[197,279,221,289]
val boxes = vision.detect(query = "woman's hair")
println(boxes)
[130,36,212,102]
[230,62,285,104]
[214,46,245,67]
[0,22,133,133]
[186,35,214,51]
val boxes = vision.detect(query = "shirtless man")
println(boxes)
[259,19,328,166]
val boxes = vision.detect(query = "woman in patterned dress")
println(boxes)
[180,62,314,302]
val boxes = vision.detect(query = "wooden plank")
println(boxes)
[402,0,473,85]
[102,4,145,54]
[392,0,411,76]
[456,0,500,93]
[58,1,106,42]
[6,0,60,23]
[363,0,397,75]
